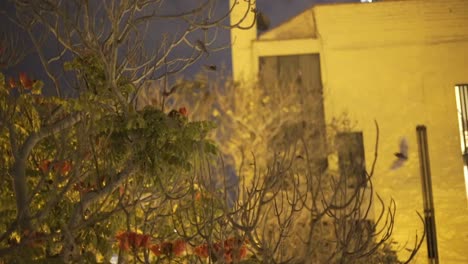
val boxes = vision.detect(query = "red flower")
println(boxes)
[19,72,33,89]
[194,244,209,258]
[220,237,249,263]
[59,160,72,175]
[178,107,188,117]
[8,77,16,89]
[172,240,186,256]
[231,245,247,262]
[48,160,72,175]
[39,160,51,174]
[139,234,151,248]
[224,237,241,249]
[191,238,248,262]
[116,232,130,251]
[195,191,202,201]
[127,232,138,248]
[149,241,173,256]
[150,244,163,256]
[239,246,247,259]
[116,231,151,251]
[119,185,125,196]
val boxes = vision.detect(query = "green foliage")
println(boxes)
[64,55,106,90]
[64,55,135,102]
[0,69,220,263]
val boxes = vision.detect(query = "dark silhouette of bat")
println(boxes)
[204,65,217,71]
[390,137,408,170]
[195,40,208,55]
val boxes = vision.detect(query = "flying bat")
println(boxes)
[204,65,217,71]
[195,40,208,55]
[390,137,408,170]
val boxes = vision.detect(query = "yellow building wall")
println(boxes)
[229,0,257,82]
[315,1,468,263]
[231,0,468,262]
[259,8,316,41]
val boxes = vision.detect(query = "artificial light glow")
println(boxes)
[454,86,466,153]
[361,0,373,2]
[464,166,468,206]
[455,85,468,204]
[110,254,118,264]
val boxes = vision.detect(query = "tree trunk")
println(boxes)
[12,159,32,231]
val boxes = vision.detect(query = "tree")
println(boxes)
[0,0,257,262]
[155,71,426,263]
[0,0,424,263]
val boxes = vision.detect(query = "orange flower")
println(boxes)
[224,252,232,263]
[194,244,209,258]
[220,238,249,263]
[178,107,188,117]
[230,245,247,262]
[116,233,130,251]
[195,191,202,201]
[172,240,187,256]
[48,160,72,175]
[116,231,151,251]
[150,242,172,256]
[224,237,239,248]
[116,232,130,251]
[19,72,33,89]
[119,185,125,196]
[39,160,51,173]
[150,244,163,256]
[239,246,247,259]
[8,77,16,89]
[139,234,151,248]
[59,160,72,175]
[127,232,138,248]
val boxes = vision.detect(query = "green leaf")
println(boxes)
[0,72,5,86]
[31,80,44,95]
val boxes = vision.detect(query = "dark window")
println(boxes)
[336,132,366,188]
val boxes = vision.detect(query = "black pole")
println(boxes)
[416,125,439,264]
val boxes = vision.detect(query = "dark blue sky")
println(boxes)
[185,0,357,78]
[0,0,357,91]
[257,0,357,30]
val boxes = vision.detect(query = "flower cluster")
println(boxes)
[115,231,248,263]
[150,240,186,257]
[178,107,188,117]
[7,72,33,89]
[115,231,151,252]
[115,232,186,257]
[5,72,43,94]
[194,237,248,263]
[39,159,72,175]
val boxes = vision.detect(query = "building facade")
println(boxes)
[230,0,468,263]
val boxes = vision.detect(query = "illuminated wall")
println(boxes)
[315,1,468,263]
[230,0,468,263]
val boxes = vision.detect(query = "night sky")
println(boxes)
[187,0,358,78]
[0,0,358,88]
